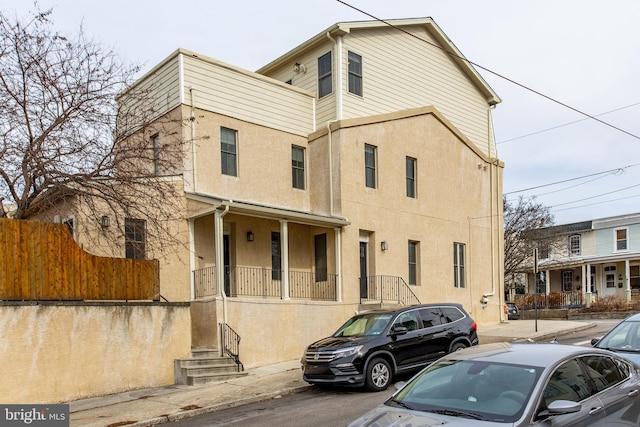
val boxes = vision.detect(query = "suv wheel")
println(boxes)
[365,358,391,391]
[450,342,467,352]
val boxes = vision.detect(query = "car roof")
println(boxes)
[442,342,619,367]
[359,303,463,316]
[621,313,640,322]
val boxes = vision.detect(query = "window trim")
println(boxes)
[318,51,333,98]
[347,50,362,96]
[408,241,418,285]
[453,242,465,288]
[614,227,628,252]
[406,156,416,198]
[364,144,377,189]
[220,127,238,177]
[125,218,146,260]
[568,234,581,257]
[291,145,305,190]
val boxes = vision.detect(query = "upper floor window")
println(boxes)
[406,157,416,198]
[408,241,418,285]
[318,52,332,98]
[365,144,377,188]
[348,51,362,96]
[615,228,628,251]
[152,134,161,175]
[315,233,328,282]
[221,127,237,176]
[292,145,305,190]
[453,242,465,288]
[538,240,550,259]
[568,234,581,256]
[125,218,146,259]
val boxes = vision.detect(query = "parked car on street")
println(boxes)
[506,301,520,320]
[591,313,640,365]
[301,303,478,391]
[347,342,640,426]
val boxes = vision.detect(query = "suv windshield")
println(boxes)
[334,313,393,337]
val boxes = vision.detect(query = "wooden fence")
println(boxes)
[0,218,159,301]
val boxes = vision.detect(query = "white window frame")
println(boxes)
[614,227,628,252]
[364,144,377,189]
[453,242,465,288]
[568,234,581,256]
[347,51,362,96]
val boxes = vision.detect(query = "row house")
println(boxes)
[39,18,505,368]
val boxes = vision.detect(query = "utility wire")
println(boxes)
[336,0,640,142]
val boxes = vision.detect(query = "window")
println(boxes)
[315,234,327,282]
[605,265,616,288]
[615,228,628,251]
[347,51,362,96]
[631,265,640,290]
[418,308,442,328]
[152,134,161,175]
[453,243,465,288]
[562,270,574,292]
[271,232,281,281]
[292,146,305,189]
[365,144,377,188]
[538,240,550,259]
[125,219,146,259]
[318,52,332,98]
[406,157,416,198]
[408,241,418,285]
[568,234,581,256]
[544,359,591,405]
[581,355,625,393]
[221,127,237,176]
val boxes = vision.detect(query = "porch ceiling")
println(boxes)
[185,192,350,227]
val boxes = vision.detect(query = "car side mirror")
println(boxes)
[590,337,600,346]
[391,326,408,336]
[537,400,581,419]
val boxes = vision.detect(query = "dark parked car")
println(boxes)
[301,303,478,391]
[348,343,640,426]
[592,312,640,365]
[506,301,520,320]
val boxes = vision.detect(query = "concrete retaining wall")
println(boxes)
[0,302,191,403]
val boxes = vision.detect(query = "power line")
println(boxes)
[336,0,640,142]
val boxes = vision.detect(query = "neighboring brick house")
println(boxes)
[39,18,505,368]
[523,213,640,306]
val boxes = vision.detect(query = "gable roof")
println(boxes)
[256,17,501,106]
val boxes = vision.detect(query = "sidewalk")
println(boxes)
[68,319,596,427]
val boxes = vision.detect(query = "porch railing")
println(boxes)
[513,291,584,310]
[193,266,337,301]
[361,275,421,306]
[220,323,243,372]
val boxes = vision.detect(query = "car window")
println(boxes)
[581,355,626,393]
[440,307,463,323]
[597,321,640,351]
[393,311,420,331]
[543,359,592,405]
[418,308,443,328]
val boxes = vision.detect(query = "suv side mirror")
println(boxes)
[391,326,408,336]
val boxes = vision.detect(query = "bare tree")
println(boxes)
[503,196,554,294]
[0,7,189,256]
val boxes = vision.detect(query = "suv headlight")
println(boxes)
[333,345,363,360]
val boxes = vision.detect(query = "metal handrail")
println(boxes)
[362,275,420,305]
[220,323,243,372]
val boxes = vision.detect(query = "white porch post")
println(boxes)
[189,218,195,300]
[335,227,342,302]
[280,220,290,300]
[585,263,592,306]
[626,259,632,302]
[544,269,550,294]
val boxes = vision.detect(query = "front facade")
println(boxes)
[40,18,505,368]
[523,213,640,306]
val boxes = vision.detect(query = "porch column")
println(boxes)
[626,259,632,302]
[214,208,226,297]
[585,263,593,306]
[335,227,342,302]
[189,218,195,300]
[544,269,550,294]
[280,220,290,300]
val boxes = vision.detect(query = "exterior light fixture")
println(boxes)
[293,62,306,74]
[101,215,110,228]
[247,231,254,242]
[381,241,388,251]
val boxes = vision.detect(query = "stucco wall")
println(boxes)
[0,302,191,404]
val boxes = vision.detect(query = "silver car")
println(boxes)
[592,313,640,366]
[347,342,640,426]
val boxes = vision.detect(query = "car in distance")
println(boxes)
[591,312,640,365]
[301,303,478,391]
[506,301,520,320]
[347,342,640,426]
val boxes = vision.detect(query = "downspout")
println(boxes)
[483,105,499,316]
[215,204,230,326]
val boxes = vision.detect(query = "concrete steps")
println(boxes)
[174,348,247,386]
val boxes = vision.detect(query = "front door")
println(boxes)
[360,242,368,299]
[223,234,230,296]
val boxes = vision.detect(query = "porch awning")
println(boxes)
[185,192,350,227]
[538,252,640,270]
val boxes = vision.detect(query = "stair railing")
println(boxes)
[220,323,244,372]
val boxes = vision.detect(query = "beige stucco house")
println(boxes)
[47,18,506,369]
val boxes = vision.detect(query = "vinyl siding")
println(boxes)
[341,26,494,157]
[181,54,315,137]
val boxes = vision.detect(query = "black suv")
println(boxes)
[302,303,478,391]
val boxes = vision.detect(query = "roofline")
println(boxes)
[256,17,501,106]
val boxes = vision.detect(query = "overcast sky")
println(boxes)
[6,0,640,225]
